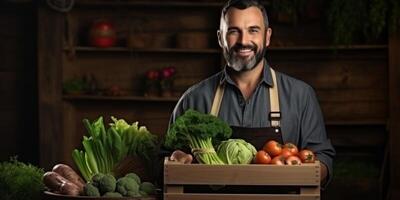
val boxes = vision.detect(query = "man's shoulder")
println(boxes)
[186,71,222,94]
[181,71,222,98]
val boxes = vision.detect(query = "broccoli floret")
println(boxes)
[90,173,105,188]
[84,183,100,197]
[140,182,156,195]
[103,192,123,197]
[125,172,141,184]
[127,191,142,197]
[116,176,139,196]
[98,174,116,194]
[139,190,149,197]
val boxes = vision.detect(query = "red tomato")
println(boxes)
[254,150,271,164]
[280,148,293,159]
[270,155,285,165]
[263,140,282,157]
[298,149,316,163]
[285,155,302,165]
[283,142,299,155]
[89,20,116,48]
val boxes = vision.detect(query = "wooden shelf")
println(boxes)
[325,119,387,126]
[64,45,387,54]
[268,45,388,51]
[74,0,224,8]
[63,94,179,102]
[64,46,221,54]
[63,95,387,125]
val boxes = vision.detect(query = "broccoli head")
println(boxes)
[125,172,141,184]
[83,183,100,197]
[116,176,139,196]
[90,173,105,188]
[164,109,232,150]
[140,181,156,195]
[98,174,116,194]
[103,192,123,197]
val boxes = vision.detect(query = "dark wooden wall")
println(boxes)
[0,1,38,164]
[15,0,400,200]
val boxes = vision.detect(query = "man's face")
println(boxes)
[218,6,272,72]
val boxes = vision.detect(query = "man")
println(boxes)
[168,0,335,187]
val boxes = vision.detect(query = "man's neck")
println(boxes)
[229,60,264,100]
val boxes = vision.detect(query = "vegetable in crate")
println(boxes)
[72,116,158,182]
[164,109,232,164]
[217,139,257,164]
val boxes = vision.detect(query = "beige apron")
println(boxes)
[210,68,284,149]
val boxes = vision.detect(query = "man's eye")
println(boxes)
[249,29,259,33]
[228,30,239,34]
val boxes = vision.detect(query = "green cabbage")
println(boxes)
[216,139,257,164]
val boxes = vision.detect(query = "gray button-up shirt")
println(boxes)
[170,61,335,186]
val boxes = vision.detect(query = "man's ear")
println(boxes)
[265,28,272,47]
[217,30,223,48]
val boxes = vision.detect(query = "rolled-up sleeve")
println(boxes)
[300,85,336,189]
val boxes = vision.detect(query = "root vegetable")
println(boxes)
[43,171,80,196]
[52,164,85,193]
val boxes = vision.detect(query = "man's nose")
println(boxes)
[239,32,250,45]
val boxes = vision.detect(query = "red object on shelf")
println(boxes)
[89,20,116,48]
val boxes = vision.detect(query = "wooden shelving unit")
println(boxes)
[63,94,179,102]
[64,45,388,53]
[64,46,221,54]
[74,0,225,8]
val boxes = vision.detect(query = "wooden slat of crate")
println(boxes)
[164,193,319,200]
[164,158,320,186]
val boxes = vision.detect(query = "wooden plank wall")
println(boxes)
[37,3,64,169]
[268,48,388,123]
[389,32,400,200]
[0,2,37,164]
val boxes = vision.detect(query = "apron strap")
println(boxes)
[210,68,281,127]
[210,82,225,116]
[269,68,281,127]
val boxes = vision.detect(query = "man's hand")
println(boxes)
[170,150,193,164]
[320,162,328,184]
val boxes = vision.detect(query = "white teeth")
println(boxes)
[239,48,252,52]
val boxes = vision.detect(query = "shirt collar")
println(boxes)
[219,60,274,87]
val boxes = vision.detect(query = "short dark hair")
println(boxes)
[220,0,269,29]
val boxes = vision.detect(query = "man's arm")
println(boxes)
[320,162,328,184]
[299,85,336,188]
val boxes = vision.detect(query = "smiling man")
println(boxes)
[168,0,335,188]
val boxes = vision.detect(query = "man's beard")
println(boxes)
[223,42,266,72]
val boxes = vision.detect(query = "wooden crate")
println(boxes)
[164,158,320,200]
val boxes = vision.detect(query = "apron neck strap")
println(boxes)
[210,68,281,127]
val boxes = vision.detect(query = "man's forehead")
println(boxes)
[224,6,265,27]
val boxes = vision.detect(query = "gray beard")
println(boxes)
[224,46,265,72]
